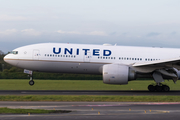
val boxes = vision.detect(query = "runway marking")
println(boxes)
[21,92,27,93]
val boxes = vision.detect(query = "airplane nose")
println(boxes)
[3,54,12,64]
[3,54,19,66]
[3,54,9,62]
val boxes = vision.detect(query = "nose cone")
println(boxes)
[3,54,10,63]
[3,54,19,66]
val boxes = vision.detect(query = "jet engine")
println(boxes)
[103,64,136,85]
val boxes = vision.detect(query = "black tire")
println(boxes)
[29,80,34,86]
[156,85,163,92]
[162,85,170,92]
[148,85,155,92]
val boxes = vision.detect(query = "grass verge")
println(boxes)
[0,95,180,102]
[0,107,71,114]
[0,79,180,90]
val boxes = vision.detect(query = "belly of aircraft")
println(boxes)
[16,60,103,74]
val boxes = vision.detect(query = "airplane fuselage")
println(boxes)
[4,43,180,74]
[4,43,180,91]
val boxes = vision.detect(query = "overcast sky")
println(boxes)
[0,0,180,53]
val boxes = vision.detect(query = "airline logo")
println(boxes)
[53,48,112,56]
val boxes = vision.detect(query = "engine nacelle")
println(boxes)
[103,64,136,85]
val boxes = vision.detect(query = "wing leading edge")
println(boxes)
[132,57,180,70]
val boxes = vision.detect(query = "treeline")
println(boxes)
[0,51,102,80]
[0,72,102,80]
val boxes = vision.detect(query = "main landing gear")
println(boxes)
[148,71,171,92]
[148,84,170,92]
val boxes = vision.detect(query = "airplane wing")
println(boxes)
[132,58,180,83]
[132,57,180,70]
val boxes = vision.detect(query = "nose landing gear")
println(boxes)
[29,75,35,86]
[24,69,35,86]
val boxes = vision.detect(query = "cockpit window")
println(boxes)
[10,51,18,55]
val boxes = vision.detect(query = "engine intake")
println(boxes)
[103,64,136,85]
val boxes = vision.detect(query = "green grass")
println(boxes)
[0,95,179,102]
[0,107,70,114]
[0,79,179,90]
[0,79,180,102]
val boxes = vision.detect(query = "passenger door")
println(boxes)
[84,52,91,62]
[33,50,40,60]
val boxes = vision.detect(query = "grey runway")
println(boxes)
[0,90,180,95]
[0,102,180,120]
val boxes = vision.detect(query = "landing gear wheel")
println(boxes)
[156,85,163,92]
[148,85,155,92]
[162,85,170,92]
[148,84,170,92]
[29,80,35,86]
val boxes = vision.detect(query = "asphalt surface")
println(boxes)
[0,90,180,95]
[0,102,180,120]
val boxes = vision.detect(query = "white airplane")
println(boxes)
[3,43,180,92]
